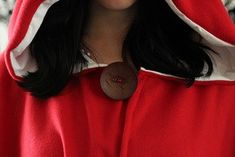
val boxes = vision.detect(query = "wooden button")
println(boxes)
[100,62,138,100]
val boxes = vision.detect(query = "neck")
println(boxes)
[82,1,137,64]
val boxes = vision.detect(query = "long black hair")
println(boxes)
[18,0,217,99]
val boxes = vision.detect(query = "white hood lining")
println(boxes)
[9,0,235,82]
[165,0,234,47]
[10,0,59,77]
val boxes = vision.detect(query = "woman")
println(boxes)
[0,0,235,156]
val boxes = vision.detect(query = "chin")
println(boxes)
[96,0,137,10]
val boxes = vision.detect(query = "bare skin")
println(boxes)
[82,0,137,64]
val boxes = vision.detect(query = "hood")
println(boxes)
[3,0,235,81]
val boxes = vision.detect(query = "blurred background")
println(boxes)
[0,0,235,53]
[0,0,14,52]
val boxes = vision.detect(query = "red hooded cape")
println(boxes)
[1,0,235,156]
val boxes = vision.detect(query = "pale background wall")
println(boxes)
[0,0,14,53]
[0,0,235,53]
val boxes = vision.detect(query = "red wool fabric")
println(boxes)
[1,0,235,156]
[1,53,235,156]
[172,0,235,45]
[4,0,235,81]
[4,0,44,81]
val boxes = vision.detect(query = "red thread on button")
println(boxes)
[111,76,125,84]
[100,62,138,100]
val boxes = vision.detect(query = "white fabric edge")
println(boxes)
[81,50,235,82]
[140,42,235,82]
[165,0,235,47]
[10,0,59,77]
[140,66,235,82]
[73,52,108,73]
[8,0,235,82]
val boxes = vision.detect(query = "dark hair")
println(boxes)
[18,0,217,99]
